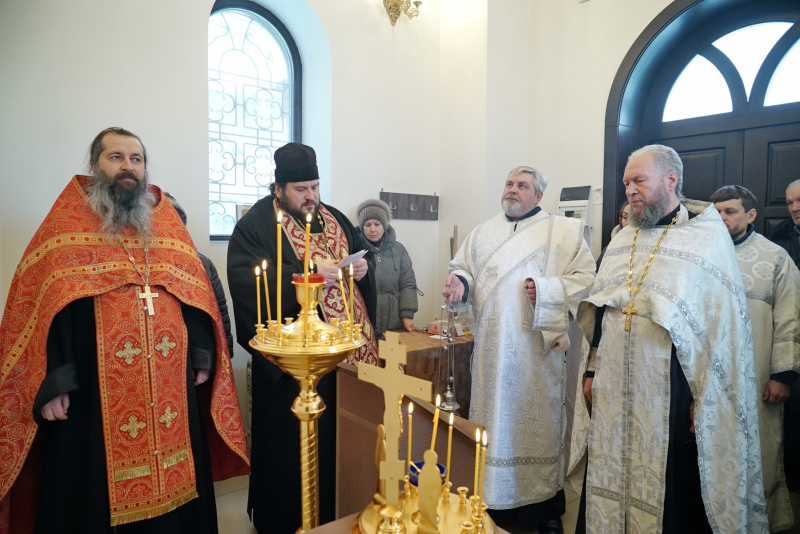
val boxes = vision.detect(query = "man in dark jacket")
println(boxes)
[165,192,234,356]
[769,179,800,269]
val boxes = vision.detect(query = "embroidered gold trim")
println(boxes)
[155,334,176,357]
[162,449,190,469]
[109,489,199,526]
[159,406,178,429]
[114,464,152,482]
[115,340,142,365]
[120,414,146,438]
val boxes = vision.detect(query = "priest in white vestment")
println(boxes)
[443,166,595,534]
[712,185,800,532]
[573,145,768,534]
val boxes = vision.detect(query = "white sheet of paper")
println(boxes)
[337,249,367,269]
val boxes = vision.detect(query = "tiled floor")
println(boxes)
[213,478,580,534]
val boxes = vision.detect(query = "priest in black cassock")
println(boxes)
[227,142,379,534]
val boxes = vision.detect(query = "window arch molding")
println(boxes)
[208,0,303,239]
[602,0,800,245]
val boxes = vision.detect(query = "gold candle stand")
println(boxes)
[251,279,365,532]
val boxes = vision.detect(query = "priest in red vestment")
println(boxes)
[0,127,249,534]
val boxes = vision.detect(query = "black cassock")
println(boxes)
[227,194,377,534]
[33,297,218,534]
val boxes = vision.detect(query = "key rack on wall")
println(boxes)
[379,191,439,221]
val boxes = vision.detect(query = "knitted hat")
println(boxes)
[274,142,319,183]
[357,198,391,229]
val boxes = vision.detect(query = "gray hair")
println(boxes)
[629,144,683,196]
[507,166,548,195]
[88,127,148,171]
[786,179,800,193]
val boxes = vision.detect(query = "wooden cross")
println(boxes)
[621,299,638,331]
[138,285,159,316]
[358,331,432,506]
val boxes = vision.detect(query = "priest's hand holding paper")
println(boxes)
[442,274,465,303]
[351,258,368,281]
[316,261,340,285]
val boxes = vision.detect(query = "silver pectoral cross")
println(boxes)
[138,285,159,316]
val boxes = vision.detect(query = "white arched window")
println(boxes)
[208,2,301,238]
[663,21,798,122]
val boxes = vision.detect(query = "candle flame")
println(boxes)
[338,269,343,280]
[277,211,283,222]
[449,413,454,425]
[310,260,314,270]
[262,259,267,270]
[255,266,260,276]
[482,430,488,446]
[435,394,441,407]
[409,402,413,414]
[475,428,481,442]
[306,213,312,223]
[349,264,354,275]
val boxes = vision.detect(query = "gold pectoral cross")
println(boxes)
[138,285,159,316]
[621,299,638,331]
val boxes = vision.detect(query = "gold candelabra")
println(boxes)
[352,333,494,534]
[250,277,365,532]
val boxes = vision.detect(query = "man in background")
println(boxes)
[712,184,799,532]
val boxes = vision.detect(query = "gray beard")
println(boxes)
[87,169,154,235]
[628,188,672,229]
[502,198,525,218]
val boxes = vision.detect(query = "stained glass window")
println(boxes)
[208,7,296,237]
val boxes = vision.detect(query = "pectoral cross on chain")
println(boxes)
[621,299,638,331]
[138,285,159,316]
[358,332,432,506]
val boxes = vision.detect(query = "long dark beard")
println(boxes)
[629,184,671,229]
[87,169,154,235]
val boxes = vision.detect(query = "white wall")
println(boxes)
[0,0,674,420]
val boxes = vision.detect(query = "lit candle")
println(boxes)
[407,402,414,470]
[338,269,352,324]
[304,213,312,278]
[473,428,480,498]
[430,394,441,451]
[445,412,454,488]
[304,214,311,343]
[276,211,283,328]
[478,430,488,502]
[262,260,271,322]
[349,264,354,324]
[255,266,261,325]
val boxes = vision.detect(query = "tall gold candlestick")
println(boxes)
[407,402,414,470]
[276,211,283,328]
[478,430,488,503]
[445,412,454,487]
[338,269,352,325]
[430,394,441,451]
[349,264,354,323]
[262,260,271,322]
[473,428,480,497]
[255,266,262,325]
